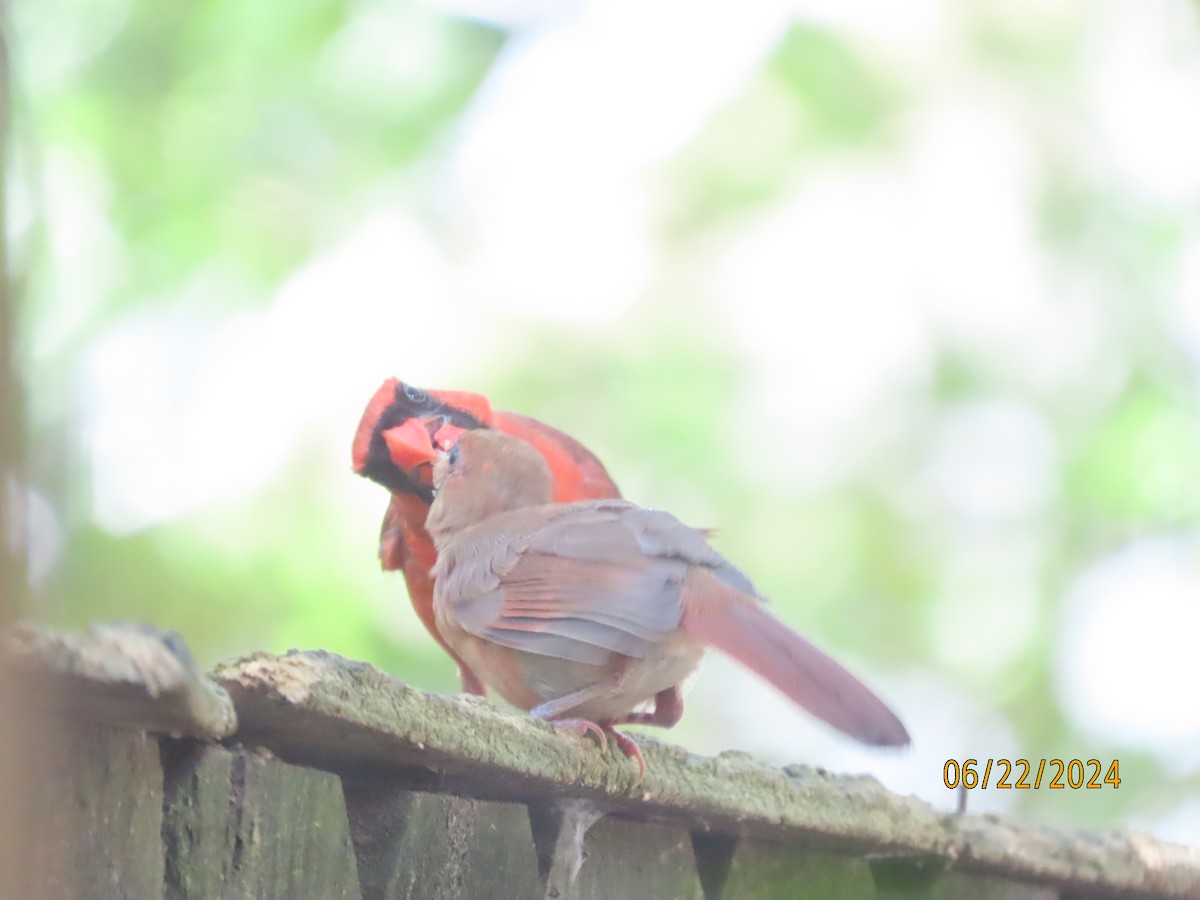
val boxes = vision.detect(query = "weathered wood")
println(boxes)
[528,799,609,899]
[2,622,236,740]
[528,801,702,900]
[870,854,1059,899]
[930,873,1059,899]
[10,722,164,900]
[213,650,1200,899]
[343,778,541,899]
[695,833,875,899]
[566,816,702,900]
[162,742,360,899]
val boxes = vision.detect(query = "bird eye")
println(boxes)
[403,384,428,404]
[447,444,461,466]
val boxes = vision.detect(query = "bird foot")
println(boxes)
[544,718,645,780]
[549,717,609,752]
[602,725,646,782]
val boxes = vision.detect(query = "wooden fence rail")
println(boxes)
[1,623,1196,899]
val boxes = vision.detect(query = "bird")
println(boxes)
[352,378,621,694]
[419,428,910,777]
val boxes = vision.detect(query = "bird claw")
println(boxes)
[544,718,646,781]
[549,717,609,752]
[603,726,646,782]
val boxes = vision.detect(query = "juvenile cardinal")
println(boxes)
[352,379,621,694]
[420,428,910,776]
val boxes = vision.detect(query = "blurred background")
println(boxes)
[6,0,1200,844]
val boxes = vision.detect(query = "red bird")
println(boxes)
[419,429,910,777]
[352,379,621,695]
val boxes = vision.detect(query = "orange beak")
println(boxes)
[382,418,439,469]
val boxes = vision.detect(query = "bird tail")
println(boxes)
[681,574,910,747]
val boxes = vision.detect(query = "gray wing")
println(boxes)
[434,502,756,666]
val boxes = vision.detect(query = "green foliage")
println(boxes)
[667,24,901,231]
[1068,384,1200,524]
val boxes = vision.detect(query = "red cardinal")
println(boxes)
[419,429,910,777]
[352,379,621,695]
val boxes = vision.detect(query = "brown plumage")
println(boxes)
[351,378,621,695]
[424,430,910,776]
